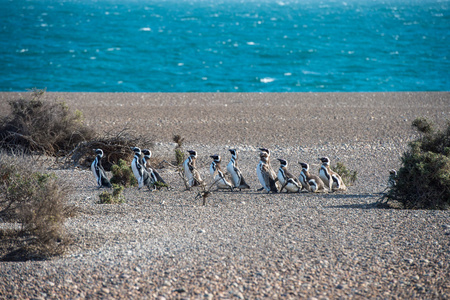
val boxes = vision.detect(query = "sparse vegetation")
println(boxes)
[110,159,138,187]
[173,134,190,190]
[0,154,72,260]
[98,184,125,204]
[332,162,357,186]
[173,134,185,166]
[0,89,94,156]
[385,118,450,209]
[65,127,154,171]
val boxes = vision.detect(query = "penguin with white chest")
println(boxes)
[299,162,325,193]
[277,158,302,193]
[131,147,146,189]
[91,148,112,188]
[257,148,278,193]
[210,154,233,191]
[226,149,250,191]
[319,157,347,192]
[183,150,203,188]
[142,149,168,190]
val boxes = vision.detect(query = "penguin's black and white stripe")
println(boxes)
[226,149,250,190]
[210,155,233,191]
[183,150,203,187]
[319,157,347,192]
[91,148,112,188]
[257,149,278,193]
[142,149,168,190]
[277,158,301,193]
[299,162,325,193]
[131,146,146,189]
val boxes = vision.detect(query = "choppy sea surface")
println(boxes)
[1,0,449,92]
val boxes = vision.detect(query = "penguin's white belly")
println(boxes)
[319,168,330,188]
[284,181,300,192]
[91,160,100,185]
[183,159,195,186]
[215,175,232,189]
[277,170,286,187]
[131,159,144,188]
[91,161,97,178]
[299,172,308,189]
[209,165,215,178]
[227,162,240,187]
[257,162,269,191]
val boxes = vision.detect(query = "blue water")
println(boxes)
[1,0,449,92]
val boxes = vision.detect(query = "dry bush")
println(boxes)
[0,89,94,156]
[332,162,357,186]
[0,154,72,260]
[65,127,154,171]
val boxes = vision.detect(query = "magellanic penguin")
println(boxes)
[277,158,302,193]
[91,148,112,188]
[388,169,398,188]
[226,149,250,191]
[257,149,278,193]
[142,149,169,190]
[183,150,203,187]
[210,155,233,191]
[319,157,347,192]
[299,162,325,193]
[131,147,146,189]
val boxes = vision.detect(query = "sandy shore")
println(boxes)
[0,92,449,299]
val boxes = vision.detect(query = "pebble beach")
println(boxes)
[0,92,449,299]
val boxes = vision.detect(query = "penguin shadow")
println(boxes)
[323,193,383,209]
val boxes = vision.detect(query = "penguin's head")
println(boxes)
[187,150,197,158]
[299,162,309,170]
[94,149,104,157]
[389,169,397,176]
[210,154,220,162]
[259,151,269,161]
[131,147,142,156]
[277,158,287,167]
[142,149,152,158]
[319,157,330,165]
[259,148,270,156]
[228,149,237,156]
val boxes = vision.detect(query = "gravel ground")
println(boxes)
[0,92,449,299]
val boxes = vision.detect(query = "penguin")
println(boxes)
[388,169,398,188]
[183,150,203,187]
[142,149,168,190]
[210,155,233,191]
[226,149,251,191]
[277,158,302,193]
[91,148,112,188]
[319,157,347,192]
[257,149,278,193]
[299,162,325,193]
[131,146,146,189]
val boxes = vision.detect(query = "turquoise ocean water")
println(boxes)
[1,0,449,92]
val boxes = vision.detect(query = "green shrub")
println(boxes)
[332,162,357,186]
[174,148,185,166]
[0,89,94,156]
[173,134,185,166]
[387,118,450,209]
[0,155,71,260]
[110,159,137,187]
[98,184,125,204]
